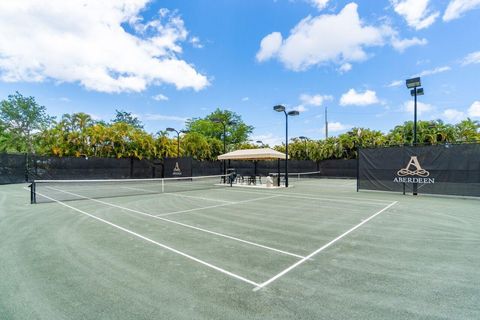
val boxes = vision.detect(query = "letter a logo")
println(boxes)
[397,156,429,177]
[173,161,182,176]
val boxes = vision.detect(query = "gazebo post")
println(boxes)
[277,158,280,187]
[254,160,257,177]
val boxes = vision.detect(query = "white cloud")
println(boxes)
[309,0,330,10]
[402,100,434,115]
[251,133,283,146]
[241,97,249,102]
[468,101,480,117]
[299,93,333,106]
[442,108,465,122]
[391,36,427,52]
[59,97,71,102]
[340,89,380,106]
[461,51,480,66]
[444,0,480,21]
[292,105,308,113]
[338,63,352,73]
[152,94,169,101]
[189,36,203,49]
[391,0,439,30]
[387,80,403,87]
[256,32,282,62]
[142,114,187,122]
[0,1,209,93]
[415,66,451,77]
[256,3,390,71]
[327,122,350,132]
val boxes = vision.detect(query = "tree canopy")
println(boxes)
[112,110,144,129]
[1,92,479,161]
[0,92,54,153]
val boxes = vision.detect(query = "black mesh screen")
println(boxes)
[0,153,27,184]
[358,144,480,197]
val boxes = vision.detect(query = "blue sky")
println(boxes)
[0,0,479,145]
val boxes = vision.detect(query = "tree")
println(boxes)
[455,118,479,142]
[185,108,253,156]
[0,92,54,153]
[111,109,144,129]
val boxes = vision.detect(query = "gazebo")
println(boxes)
[217,148,287,186]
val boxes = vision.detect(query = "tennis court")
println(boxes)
[1,176,479,319]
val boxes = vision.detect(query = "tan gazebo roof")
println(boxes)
[217,148,288,161]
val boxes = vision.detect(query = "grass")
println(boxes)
[0,178,479,319]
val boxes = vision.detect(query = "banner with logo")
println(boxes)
[358,144,480,197]
[163,157,192,178]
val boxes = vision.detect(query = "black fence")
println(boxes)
[358,143,480,197]
[1,153,357,184]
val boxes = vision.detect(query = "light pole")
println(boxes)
[405,77,424,196]
[406,77,424,145]
[166,127,184,157]
[256,140,265,147]
[273,105,299,187]
[298,136,308,159]
[212,118,236,178]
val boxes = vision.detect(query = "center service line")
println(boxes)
[46,187,304,259]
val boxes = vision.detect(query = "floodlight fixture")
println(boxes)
[273,104,300,187]
[406,77,421,89]
[410,88,425,96]
[166,127,176,132]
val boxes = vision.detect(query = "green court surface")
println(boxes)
[1,179,479,319]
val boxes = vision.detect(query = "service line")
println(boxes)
[46,187,304,259]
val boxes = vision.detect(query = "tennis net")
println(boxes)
[268,171,321,184]
[31,174,232,204]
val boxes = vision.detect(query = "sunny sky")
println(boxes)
[0,0,479,145]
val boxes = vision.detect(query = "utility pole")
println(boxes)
[325,106,328,139]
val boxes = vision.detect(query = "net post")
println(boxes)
[161,179,165,193]
[30,182,36,204]
[356,143,360,192]
[403,182,406,195]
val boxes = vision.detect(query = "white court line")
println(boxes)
[34,189,260,287]
[253,201,398,291]
[156,195,282,217]
[122,186,234,204]
[45,187,304,259]
[224,188,391,205]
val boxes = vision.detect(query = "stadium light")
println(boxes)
[298,136,308,159]
[211,118,237,179]
[406,77,421,89]
[273,105,300,187]
[405,76,424,196]
[405,77,424,146]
